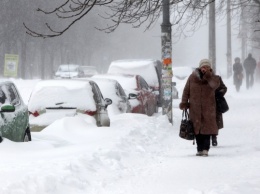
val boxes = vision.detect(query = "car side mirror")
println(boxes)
[172,82,176,86]
[104,98,112,109]
[128,93,138,99]
[1,104,15,112]
[149,86,154,92]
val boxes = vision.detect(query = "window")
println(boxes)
[139,77,149,90]
[117,83,127,98]
[0,88,6,104]
[90,82,103,104]
[2,84,20,106]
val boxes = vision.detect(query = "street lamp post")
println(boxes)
[161,0,173,124]
[227,0,232,78]
[209,1,216,73]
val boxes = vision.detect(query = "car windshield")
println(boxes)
[58,65,79,72]
[78,66,98,75]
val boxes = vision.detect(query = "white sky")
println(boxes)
[172,21,242,76]
[0,76,259,194]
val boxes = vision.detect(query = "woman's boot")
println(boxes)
[212,135,218,146]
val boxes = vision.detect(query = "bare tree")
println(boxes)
[0,0,115,78]
[24,0,225,38]
[232,0,260,55]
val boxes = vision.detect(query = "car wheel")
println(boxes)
[155,102,159,113]
[145,104,153,116]
[144,104,149,115]
[96,114,102,127]
[96,119,101,127]
[24,129,31,142]
[150,104,155,116]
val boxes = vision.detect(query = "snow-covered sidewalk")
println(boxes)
[0,79,259,194]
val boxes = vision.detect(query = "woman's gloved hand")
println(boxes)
[179,102,189,110]
[203,70,212,79]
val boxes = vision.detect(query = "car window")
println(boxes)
[3,84,20,106]
[91,82,103,104]
[0,88,7,104]
[59,65,79,72]
[139,77,149,90]
[117,83,127,98]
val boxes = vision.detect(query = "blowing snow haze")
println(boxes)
[0,1,249,79]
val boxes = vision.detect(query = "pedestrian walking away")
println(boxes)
[213,76,227,146]
[256,58,260,83]
[243,53,256,89]
[179,59,220,157]
[233,57,243,92]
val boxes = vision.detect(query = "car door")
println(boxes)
[0,84,12,140]
[90,82,110,127]
[1,83,28,142]
[138,76,156,116]
[116,82,131,113]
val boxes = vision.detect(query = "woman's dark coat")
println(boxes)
[180,68,220,135]
[215,77,227,130]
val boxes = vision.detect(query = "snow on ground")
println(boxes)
[0,78,260,194]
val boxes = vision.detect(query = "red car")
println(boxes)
[92,74,157,116]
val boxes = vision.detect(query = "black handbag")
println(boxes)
[179,110,195,141]
[215,96,229,113]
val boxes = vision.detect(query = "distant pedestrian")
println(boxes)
[256,58,260,82]
[212,76,227,146]
[233,57,243,92]
[179,59,220,157]
[243,53,256,89]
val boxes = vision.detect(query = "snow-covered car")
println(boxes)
[93,74,157,116]
[107,59,162,107]
[0,80,31,142]
[172,82,179,99]
[28,79,112,131]
[90,77,131,115]
[172,66,194,99]
[54,64,82,79]
[78,66,98,78]
[172,66,194,80]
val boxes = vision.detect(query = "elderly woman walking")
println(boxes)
[179,59,220,156]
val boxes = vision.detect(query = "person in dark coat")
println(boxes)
[243,53,256,89]
[212,77,227,146]
[179,59,220,157]
[233,57,243,92]
[256,59,260,82]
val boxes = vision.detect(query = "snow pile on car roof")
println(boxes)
[93,74,137,94]
[172,66,194,80]
[108,59,159,87]
[28,80,96,112]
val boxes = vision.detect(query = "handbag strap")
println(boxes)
[182,109,189,120]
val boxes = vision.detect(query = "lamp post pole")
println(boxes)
[227,0,232,78]
[209,1,216,73]
[161,0,173,124]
